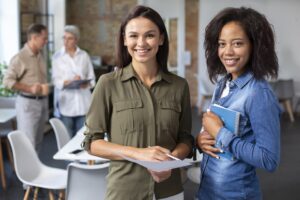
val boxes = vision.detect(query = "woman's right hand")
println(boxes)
[134,146,171,162]
[197,130,221,159]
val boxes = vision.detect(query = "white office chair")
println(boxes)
[8,130,67,200]
[187,167,201,184]
[65,162,109,200]
[186,150,202,185]
[49,118,71,150]
[270,79,295,122]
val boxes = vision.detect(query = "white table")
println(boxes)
[53,127,108,163]
[0,109,16,123]
[53,126,201,164]
[0,108,16,190]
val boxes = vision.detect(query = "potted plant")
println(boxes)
[0,62,16,108]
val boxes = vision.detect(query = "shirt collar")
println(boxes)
[61,46,81,55]
[231,70,254,89]
[121,63,172,83]
[24,43,38,57]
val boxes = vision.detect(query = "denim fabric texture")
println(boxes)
[60,115,85,137]
[198,71,282,200]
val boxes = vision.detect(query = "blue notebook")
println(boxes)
[210,104,240,160]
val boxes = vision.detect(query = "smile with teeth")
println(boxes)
[224,58,238,66]
[135,48,150,53]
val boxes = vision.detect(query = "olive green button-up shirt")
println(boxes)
[83,64,193,200]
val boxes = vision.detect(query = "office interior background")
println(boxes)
[0,0,300,199]
[1,0,300,107]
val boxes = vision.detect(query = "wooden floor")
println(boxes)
[0,108,299,200]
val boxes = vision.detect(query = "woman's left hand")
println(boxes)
[79,82,90,89]
[202,111,223,138]
[148,169,172,183]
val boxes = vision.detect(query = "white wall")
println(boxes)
[198,0,300,106]
[48,0,66,52]
[0,0,20,64]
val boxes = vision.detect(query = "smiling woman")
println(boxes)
[82,5,194,200]
[197,7,281,200]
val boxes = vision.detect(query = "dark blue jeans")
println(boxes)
[60,115,85,137]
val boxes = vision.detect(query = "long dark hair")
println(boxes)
[115,5,169,72]
[205,7,278,83]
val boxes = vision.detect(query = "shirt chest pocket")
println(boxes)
[159,100,181,132]
[114,99,143,134]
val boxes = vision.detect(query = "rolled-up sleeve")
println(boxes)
[3,57,25,89]
[82,75,111,150]
[177,81,194,155]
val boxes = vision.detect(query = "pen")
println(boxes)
[166,154,180,161]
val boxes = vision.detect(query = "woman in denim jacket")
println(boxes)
[196,7,281,200]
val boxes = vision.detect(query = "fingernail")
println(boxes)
[216,156,220,159]
[220,149,224,153]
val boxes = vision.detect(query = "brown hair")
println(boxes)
[27,23,47,40]
[115,5,169,72]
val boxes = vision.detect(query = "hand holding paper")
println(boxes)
[121,155,191,172]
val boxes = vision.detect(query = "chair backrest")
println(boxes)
[270,79,295,100]
[49,118,71,150]
[7,130,43,183]
[66,162,109,200]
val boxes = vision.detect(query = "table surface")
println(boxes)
[0,108,16,123]
[53,126,202,163]
[53,127,109,162]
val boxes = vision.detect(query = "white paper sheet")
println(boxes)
[122,156,192,172]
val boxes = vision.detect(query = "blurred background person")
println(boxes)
[52,25,95,137]
[3,23,49,152]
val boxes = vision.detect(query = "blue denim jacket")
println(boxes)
[198,71,281,200]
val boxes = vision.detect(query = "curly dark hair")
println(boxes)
[115,5,169,72]
[204,7,278,83]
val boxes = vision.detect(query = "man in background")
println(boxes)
[3,23,49,152]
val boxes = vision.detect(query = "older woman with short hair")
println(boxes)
[52,25,95,137]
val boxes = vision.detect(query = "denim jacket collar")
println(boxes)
[219,70,254,90]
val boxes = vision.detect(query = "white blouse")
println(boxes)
[51,47,95,117]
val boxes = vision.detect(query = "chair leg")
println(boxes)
[23,187,31,200]
[49,190,55,200]
[4,138,14,171]
[284,100,295,122]
[0,138,6,190]
[88,160,95,165]
[33,187,39,200]
[58,190,65,200]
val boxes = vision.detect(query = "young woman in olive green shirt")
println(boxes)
[83,5,194,200]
